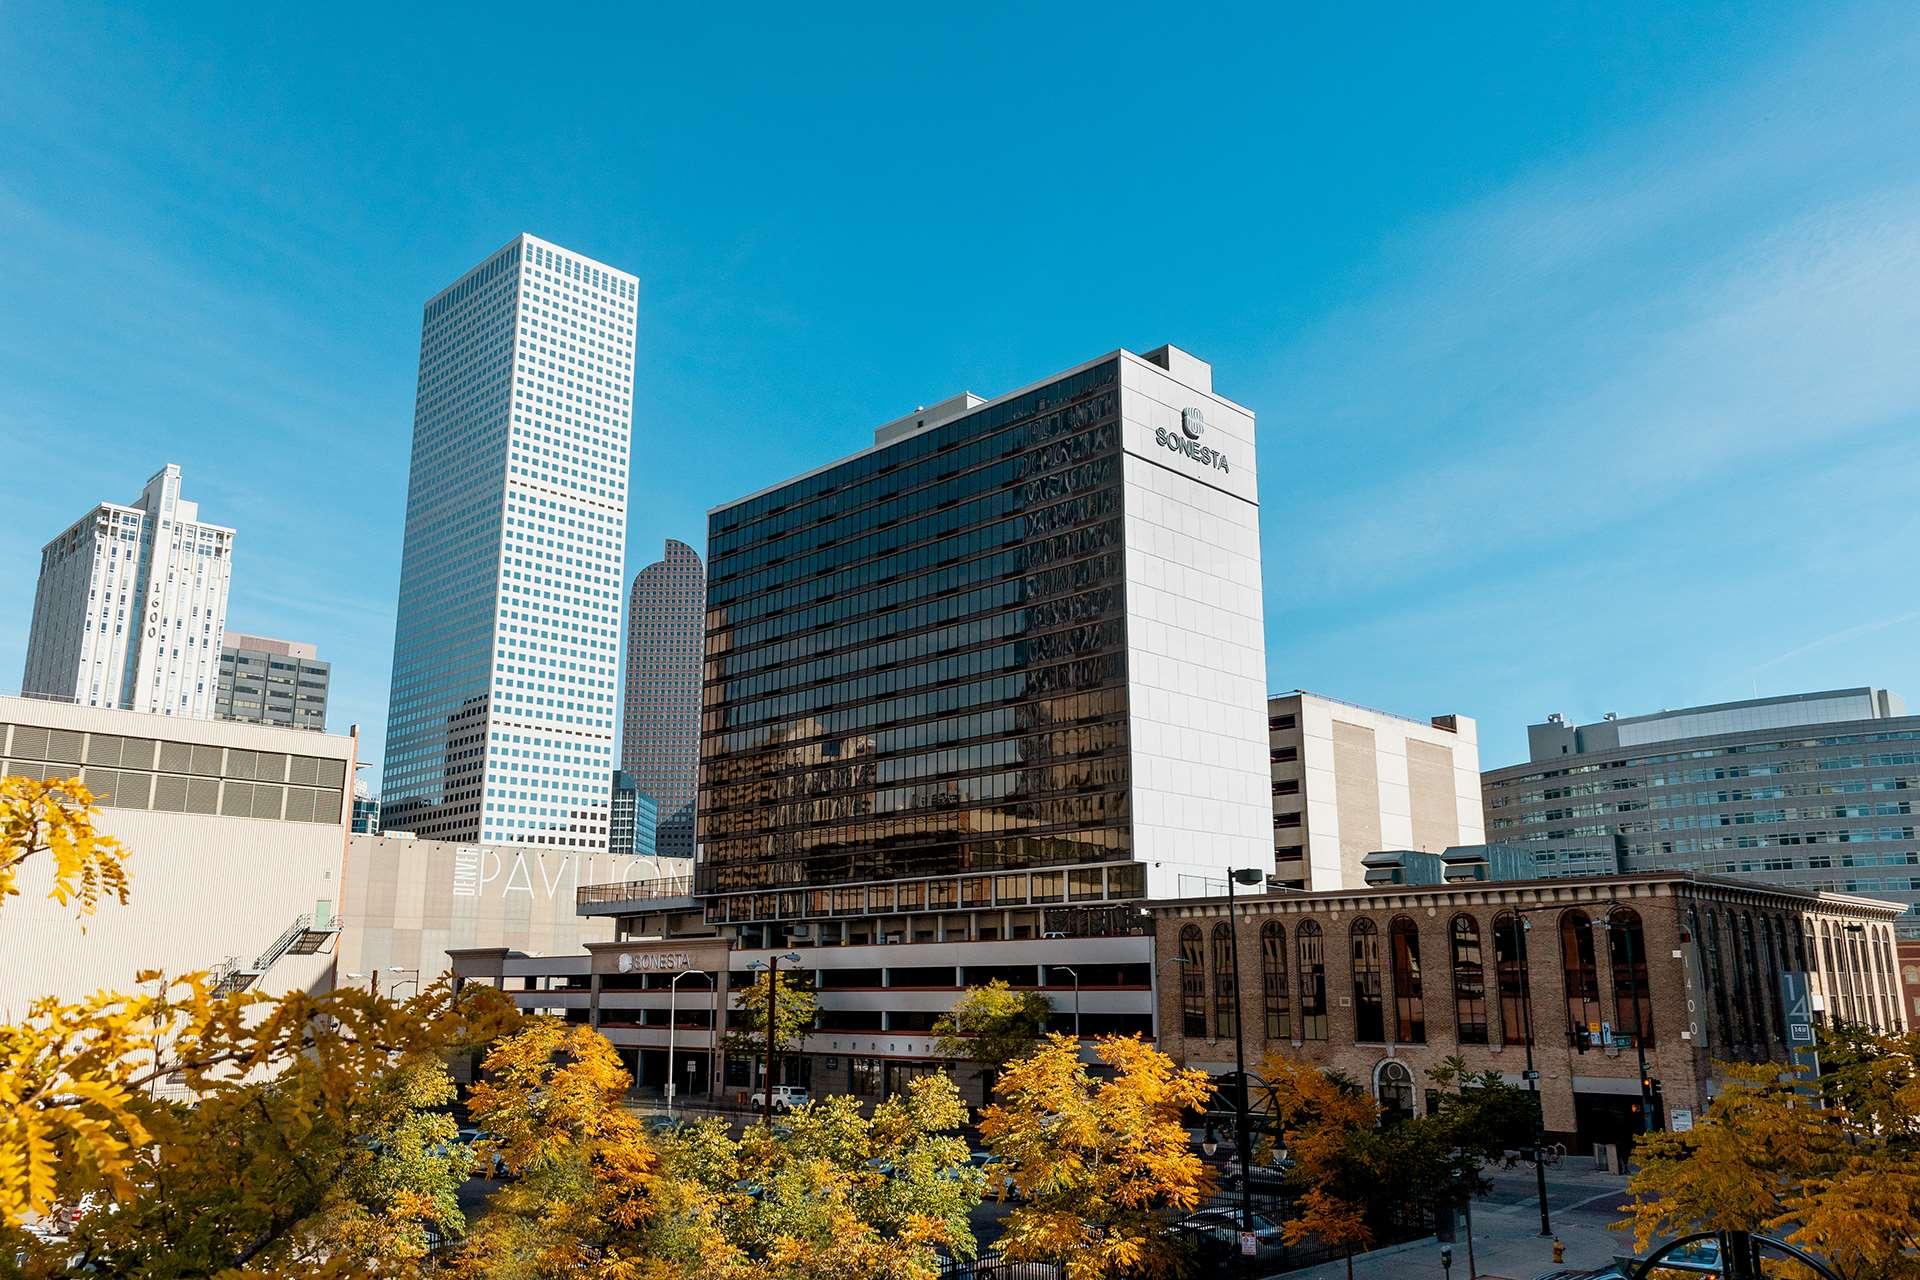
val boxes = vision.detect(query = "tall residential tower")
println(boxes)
[621,539,704,859]
[22,464,233,718]
[381,235,636,847]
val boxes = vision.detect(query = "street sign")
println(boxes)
[1522,1069,1540,1081]
[1240,1232,1257,1258]
[1781,972,1813,1044]
[1612,1033,1634,1049]
[1670,1109,1693,1132]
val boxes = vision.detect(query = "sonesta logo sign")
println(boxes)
[1154,406,1230,473]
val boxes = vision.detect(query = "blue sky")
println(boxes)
[2,3,1916,774]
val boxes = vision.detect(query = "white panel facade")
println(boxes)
[1117,353,1271,896]
[22,465,233,718]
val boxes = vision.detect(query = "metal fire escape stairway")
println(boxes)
[210,912,340,994]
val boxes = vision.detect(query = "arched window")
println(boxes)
[1712,905,1743,1043]
[1179,924,1206,1039]
[1451,916,1488,1045]
[1492,911,1530,1046]
[1761,916,1788,1045]
[1606,908,1654,1049]
[1818,922,1841,1027]
[1376,1059,1415,1124]
[1351,919,1385,1042]
[1297,921,1328,1041]
[1738,913,1767,1050]
[1261,921,1291,1042]
[1559,910,1601,1050]
[1212,922,1238,1041]
[1390,916,1425,1043]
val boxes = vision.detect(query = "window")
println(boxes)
[1560,910,1602,1050]
[1296,921,1327,1041]
[1376,1059,1415,1124]
[1606,908,1654,1049]
[1261,921,1291,1042]
[1351,918,1385,1042]
[1493,912,1531,1046]
[1180,925,1206,1039]
[1451,916,1488,1045]
[1389,917,1425,1043]
[1212,922,1238,1041]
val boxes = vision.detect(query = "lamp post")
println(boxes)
[1054,966,1082,1040]
[1224,867,1265,1273]
[746,952,802,1127]
[666,968,711,1119]
[1593,914,1654,1134]
[1505,912,1552,1237]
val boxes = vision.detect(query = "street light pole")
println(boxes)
[1225,867,1264,1269]
[1508,912,1552,1237]
[1056,966,1081,1040]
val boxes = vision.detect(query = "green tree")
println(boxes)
[721,967,817,1093]
[932,980,1053,1098]
[981,1034,1214,1280]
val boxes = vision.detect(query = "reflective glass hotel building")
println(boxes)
[697,346,1272,930]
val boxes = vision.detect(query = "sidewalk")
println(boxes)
[1278,1162,1641,1280]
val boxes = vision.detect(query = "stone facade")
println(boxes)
[1149,872,1905,1153]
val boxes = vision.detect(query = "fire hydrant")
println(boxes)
[1552,1238,1566,1264]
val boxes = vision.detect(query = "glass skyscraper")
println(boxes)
[621,538,704,859]
[381,234,636,847]
[698,346,1272,929]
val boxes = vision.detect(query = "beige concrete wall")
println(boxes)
[0,696,354,1015]
[1406,738,1462,853]
[1330,720,1381,888]
[336,835,626,989]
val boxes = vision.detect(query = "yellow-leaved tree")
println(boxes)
[448,1019,982,1280]
[980,1034,1214,1280]
[0,774,522,1276]
[0,775,130,917]
[1623,1032,1920,1279]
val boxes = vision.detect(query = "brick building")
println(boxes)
[1149,873,1905,1156]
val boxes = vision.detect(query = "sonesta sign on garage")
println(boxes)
[1154,406,1230,472]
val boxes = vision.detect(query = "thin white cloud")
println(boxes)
[1261,10,1920,602]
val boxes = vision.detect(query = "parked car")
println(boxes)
[968,1150,1019,1199]
[1532,1238,1722,1280]
[1172,1208,1289,1268]
[749,1084,810,1111]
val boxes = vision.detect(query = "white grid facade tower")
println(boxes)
[381,234,636,848]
